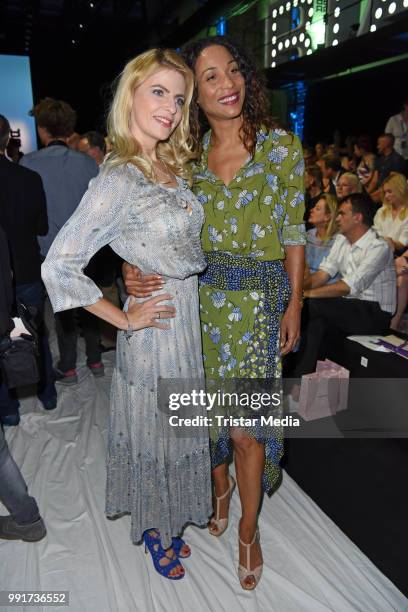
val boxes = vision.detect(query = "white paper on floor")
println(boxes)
[1,350,407,612]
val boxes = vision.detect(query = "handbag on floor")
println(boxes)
[298,359,349,421]
[0,301,39,389]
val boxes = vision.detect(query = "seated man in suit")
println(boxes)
[292,193,396,381]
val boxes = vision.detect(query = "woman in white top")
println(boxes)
[373,172,408,328]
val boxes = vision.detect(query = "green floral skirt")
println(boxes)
[199,252,291,494]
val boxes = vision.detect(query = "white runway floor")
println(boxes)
[1,348,407,612]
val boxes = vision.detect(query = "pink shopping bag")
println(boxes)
[316,359,349,413]
[298,360,349,421]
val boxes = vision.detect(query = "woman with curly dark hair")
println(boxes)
[124,36,305,589]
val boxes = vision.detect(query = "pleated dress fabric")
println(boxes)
[42,163,212,549]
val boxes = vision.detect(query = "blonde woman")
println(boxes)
[335,172,363,200]
[305,194,338,280]
[373,172,408,328]
[42,49,212,580]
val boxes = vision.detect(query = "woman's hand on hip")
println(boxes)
[122,262,163,297]
[126,294,175,331]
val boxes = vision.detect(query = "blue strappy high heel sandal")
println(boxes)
[172,536,191,559]
[143,530,185,580]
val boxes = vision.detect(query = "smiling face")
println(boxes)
[130,67,186,153]
[194,44,246,123]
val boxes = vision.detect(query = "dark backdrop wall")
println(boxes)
[303,57,408,148]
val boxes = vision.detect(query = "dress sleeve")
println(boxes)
[42,167,128,313]
[281,134,306,246]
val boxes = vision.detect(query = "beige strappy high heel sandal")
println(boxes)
[208,474,236,536]
[238,527,263,590]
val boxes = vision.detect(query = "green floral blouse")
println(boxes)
[193,127,306,257]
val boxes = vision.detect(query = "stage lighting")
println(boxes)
[334,7,340,17]
[374,7,382,18]
[292,35,298,44]
[271,61,276,67]
[272,49,277,57]
[307,49,312,55]
[285,38,290,47]
[286,2,291,11]
[308,8,314,16]
[333,23,339,33]
[305,38,311,47]
[278,41,284,50]
[272,9,277,18]
[279,5,284,14]
[272,36,277,43]
[272,22,277,31]
[332,39,338,45]
[388,2,396,13]
[299,32,305,42]
[370,24,377,31]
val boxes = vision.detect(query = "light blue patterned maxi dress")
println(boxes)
[42,163,212,549]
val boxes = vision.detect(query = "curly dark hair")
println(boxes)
[181,36,275,156]
[29,97,77,138]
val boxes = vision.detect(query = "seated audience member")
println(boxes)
[354,136,376,188]
[318,155,344,195]
[384,99,408,161]
[373,172,408,329]
[78,131,106,166]
[305,164,324,219]
[326,143,339,158]
[368,134,406,203]
[0,225,46,542]
[303,144,316,168]
[292,193,396,380]
[336,172,363,200]
[341,154,357,173]
[393,251,408,329]
[315,142,326,160]
[305,194,338,277]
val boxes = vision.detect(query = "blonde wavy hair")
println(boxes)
[106,48,196,183]
[339,172,363,193]
[380,172,408,220]
[316,193,338,243]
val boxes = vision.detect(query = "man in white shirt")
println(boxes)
[385,101,408,160]
[293,193,396,377]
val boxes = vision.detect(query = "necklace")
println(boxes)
[153,158,174,184]
[152,157,193,214]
